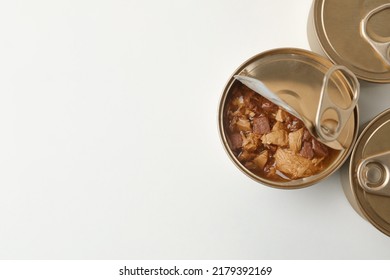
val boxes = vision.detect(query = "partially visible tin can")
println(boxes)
[341,109,390,236]
[218,48,359,189]
[308,0,390,83]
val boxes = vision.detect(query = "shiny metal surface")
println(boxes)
[342,109,390,236]
[312,0,390,83]
[218,48,359,188]
[235,65,360,150]
[357,151,390,197]
[233,75,302,120]
[315,65,359,146]
[361,3,390,66]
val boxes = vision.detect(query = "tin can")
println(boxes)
[308,0,390,83]
[341,109,390,236]
[218,48,359,189]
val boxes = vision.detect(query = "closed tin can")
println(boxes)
[308,0,390,83]
[341,109,390,236]
[218,48,359,189]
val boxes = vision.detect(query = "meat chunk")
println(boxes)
[225,83,335,181]
[275,109,287,122]
[244,161,257,171]
[229,133,242,151]
[253,150,269,169]
[312,139,329,157]
[262,99,278,113]
[287,118,305,131]
[267,144,278,154]
[275,148,320,179]
[238,150,256,162]
[312,156,325,167]
[246,110,255,119]
[235,117,251,131]
[288,128,304,153]
[231,96,244,107]
[272,121,285,132]
[261,130,288,147]
[243,92,262,111]
[300,141,314,159]
[303,129,312,141]
[253,116,270,135]
[241,132,260,152]
[266,166,276,178]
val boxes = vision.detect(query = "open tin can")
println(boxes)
[218,48,359,189]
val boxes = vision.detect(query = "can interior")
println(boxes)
[219,48,359,188]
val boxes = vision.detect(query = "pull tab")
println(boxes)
[360,3,390,66]
[315,65,359,143]
[357,151,390,197]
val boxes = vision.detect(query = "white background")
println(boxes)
[1,0,390,259]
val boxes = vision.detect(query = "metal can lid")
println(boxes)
[229,48,358,151]
[219,48,359,188]
[313,0,390,83]
[234,63,359,151]
[349,109,390,236]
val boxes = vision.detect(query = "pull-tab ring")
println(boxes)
[315,65,359,143]
[360,3,390,66]
[357,151,390,197]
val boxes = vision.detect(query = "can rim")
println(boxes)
[313,0,390,84]
[218,47,359,189]
[348,108,390,236]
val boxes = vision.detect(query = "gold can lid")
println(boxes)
[349,109,390,236]
[219,48,359,188]
[230,48,358,151]
[313,0,390,83]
